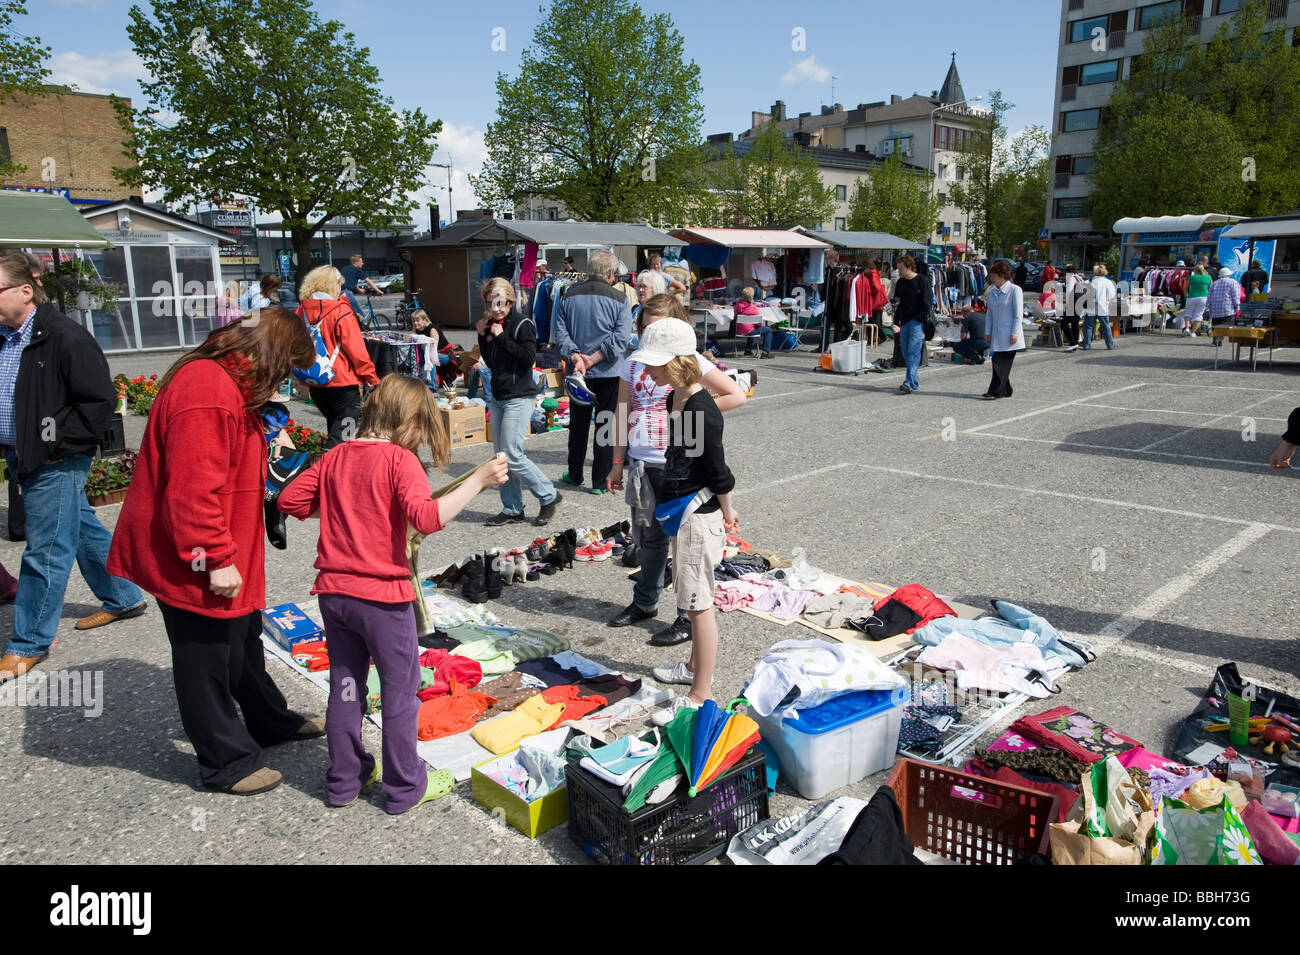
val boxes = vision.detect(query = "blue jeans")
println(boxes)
[6,454,145,657]
[467,364,491,400]
[1082,313,1114,349]
[740,326,773,354]
[342,289,363,317]
[898,320,924,391]
[486,395,556,515]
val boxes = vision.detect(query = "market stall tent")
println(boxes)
[668,227,832,300]
[403,219,677,327]
[1111,213,1250,283]
[0,190,110,248]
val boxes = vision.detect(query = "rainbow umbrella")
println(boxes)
[666,700,762,797]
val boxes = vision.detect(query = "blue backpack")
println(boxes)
[291,315,342,385]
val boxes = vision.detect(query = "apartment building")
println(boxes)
[736,57,987,249]
[1046,0,1300,267]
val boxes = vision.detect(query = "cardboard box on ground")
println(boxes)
[440,404,489,448]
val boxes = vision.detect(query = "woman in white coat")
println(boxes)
[982,259,1025,400]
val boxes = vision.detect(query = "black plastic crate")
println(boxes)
[566,750,768,865]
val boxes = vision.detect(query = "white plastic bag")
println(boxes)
[728,797,868,865]
[744,639,905,718]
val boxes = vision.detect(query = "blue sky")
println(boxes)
[28,0,1062,227]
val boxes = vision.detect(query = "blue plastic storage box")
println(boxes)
[753,688,906,799]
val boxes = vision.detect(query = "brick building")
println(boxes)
[0,86,139,206]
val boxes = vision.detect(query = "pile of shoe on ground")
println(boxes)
[428,522,635,604]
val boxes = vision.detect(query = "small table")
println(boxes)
[1210,325,1277,371]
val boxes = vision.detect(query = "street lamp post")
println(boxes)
[929,95,981,248]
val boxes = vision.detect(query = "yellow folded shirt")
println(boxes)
[471,693,566,755]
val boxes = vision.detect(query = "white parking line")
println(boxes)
[966,431,1276,470]
[746,385,837,402]
[846,462,1300,533]
[1079,523,1274,675]
[1136,393,1281,452]
[733,462,852,495]
[1075,402,1289,422]
[961,383,1148,434]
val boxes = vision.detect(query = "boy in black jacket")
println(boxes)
[626,319,739,726]
[477,278,560,527]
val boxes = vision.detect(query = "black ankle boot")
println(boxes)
[485,550,503,598]
[461,554,487,603]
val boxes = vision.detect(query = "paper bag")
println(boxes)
[1049,756,1155,865]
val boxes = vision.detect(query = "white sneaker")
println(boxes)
[651,695,702,727]
[653,661,693,685]
[1064,344,1078,352]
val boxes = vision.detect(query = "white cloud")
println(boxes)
[48,49,148,97]
[412,121,489,229]
[781,56,831,86]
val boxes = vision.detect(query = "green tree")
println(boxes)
[995,126,1052,256]
[0,0,52,177]
[949,90,1009,256]
[709,120,835,229]
[114,0,439,286]
[1093,0,1300,219]
[845,151,941,244]
[473,0,703,223]
[1089,93,1246,231]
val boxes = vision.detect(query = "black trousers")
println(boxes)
[567,375,621,488]
[158,601,303,788]
[1060,314,1080,345]
[987,350,1017,398]
[309,384,363,450]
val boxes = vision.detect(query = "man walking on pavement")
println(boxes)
[0,252,147,682]
[553,249,634,494]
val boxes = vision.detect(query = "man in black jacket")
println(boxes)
[0,252,146,682]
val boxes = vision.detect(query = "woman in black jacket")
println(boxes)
[478,278,561,527]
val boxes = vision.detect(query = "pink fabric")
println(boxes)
[1118,746,1183,772]
[713,586,753,611]
[734,575,814,619]
[916,634,1048,694]
[1271,812,1300,834]
[987,729,1039,752]
[519,243,539,288]
[1241,800,1300,865]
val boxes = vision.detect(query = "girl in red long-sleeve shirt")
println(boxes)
[278,375,506,812]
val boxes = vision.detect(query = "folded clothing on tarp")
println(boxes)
[418,681,497,741]
[541,685,608,728]
[847,584,956,640]
[490,627,570,662]
[417,648,483,700]
[479,671,546,718]
[450,638,517,677]
[802,593,876,631]
[916,634,1055,698]
[471,694,566,755]
[911,600,1093,670]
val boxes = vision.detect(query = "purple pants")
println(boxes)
[318,593,427,812]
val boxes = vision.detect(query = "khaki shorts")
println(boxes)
[671,509,725,612]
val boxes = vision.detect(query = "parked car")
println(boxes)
[992,258,1045,293]
[371,272,405,292]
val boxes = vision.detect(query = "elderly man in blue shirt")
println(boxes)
[553,249,634,494]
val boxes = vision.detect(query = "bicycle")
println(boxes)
[393,288,425,331]
[356,291,392,333]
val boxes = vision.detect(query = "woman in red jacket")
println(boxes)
[108,307,319,796]
[296,266,380,449]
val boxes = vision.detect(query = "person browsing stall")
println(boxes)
[952,305,988,364]
[730,287,774,359]
[278,375,508,811]
[475,278,561,527]
[890,254,930,394]
[620,319,739,726]
[606,295,745,647]
[553,249,634,493]
[108,307,320,795]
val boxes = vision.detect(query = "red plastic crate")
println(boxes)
[887,758,1058,865]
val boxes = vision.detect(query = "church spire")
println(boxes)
[938,53,965,104]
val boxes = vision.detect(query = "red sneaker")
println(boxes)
[574,540,613,562]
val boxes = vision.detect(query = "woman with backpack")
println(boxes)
[295,266,380,450]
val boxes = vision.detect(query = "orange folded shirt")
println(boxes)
[541,684,608,730]
[417,680,497,741]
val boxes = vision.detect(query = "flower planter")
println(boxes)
[87,487,129,507]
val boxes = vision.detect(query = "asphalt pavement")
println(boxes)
[1,329,1297,864]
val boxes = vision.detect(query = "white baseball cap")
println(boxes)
[1219,268,1233,278]
[628,318,697,367]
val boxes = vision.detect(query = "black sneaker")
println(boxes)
[525,539,551,562]
[535,491,562,526]
[486,511,526,527]
[648,614,692,646]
